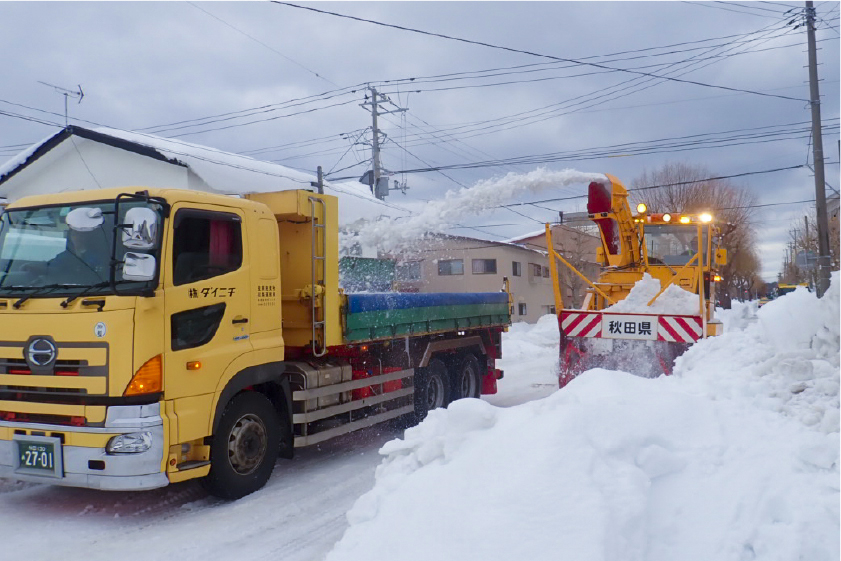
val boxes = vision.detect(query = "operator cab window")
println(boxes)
[645,225,708,267]
[172,210,243,286]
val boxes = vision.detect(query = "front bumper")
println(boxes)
[0,403,168,491]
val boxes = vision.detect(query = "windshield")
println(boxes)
[0,200,162,296]
[645,224,708,267]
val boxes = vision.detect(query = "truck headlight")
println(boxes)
[106,431,153,454]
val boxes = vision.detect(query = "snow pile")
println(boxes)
[327,278,840,561]
[715,299,759,332]
[357,168,606,251]
[676,276,840,433]
[603,273,700,315]
[485,314,561,407]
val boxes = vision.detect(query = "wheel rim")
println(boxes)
[426,374,445,410]
[459,365,476,398]
[227,413,268,475]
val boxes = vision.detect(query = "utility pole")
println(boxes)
[361,86,406,200]
[805,1,831,296]
[311,165,324,194]
[370,88,383,199]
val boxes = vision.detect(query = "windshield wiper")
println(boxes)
[13,284,80,309]
[60,281,112,309]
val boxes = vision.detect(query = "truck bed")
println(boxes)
[343,292,510,342]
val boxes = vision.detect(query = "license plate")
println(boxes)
[14,436,63,478]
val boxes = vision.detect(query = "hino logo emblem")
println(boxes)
[26,338,57,367]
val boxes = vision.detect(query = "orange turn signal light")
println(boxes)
[124,354,162,396]
[186,361,202,371]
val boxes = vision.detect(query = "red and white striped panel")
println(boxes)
[657,315,703,343]
[560,311,603,338]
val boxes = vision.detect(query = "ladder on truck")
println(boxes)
[309,196,327,357]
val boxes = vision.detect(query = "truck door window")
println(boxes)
[172,210,243,286]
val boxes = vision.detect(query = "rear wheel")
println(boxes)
[450,353,481,401]
[415,358,450,420]
[202,392,280,500]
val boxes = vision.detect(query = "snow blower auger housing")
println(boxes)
[545,174,727,387]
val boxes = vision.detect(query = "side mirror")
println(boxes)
[123,252,157,281]
[122,207,158,250]
[715,248,728,266]
[66,207,104,231]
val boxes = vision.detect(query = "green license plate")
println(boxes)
[15,438,61,477]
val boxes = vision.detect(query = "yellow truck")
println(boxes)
[545,174,727,386]
[0,187,509,499]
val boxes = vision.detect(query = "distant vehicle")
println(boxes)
[777,283,810,297]
[758,296,772,307]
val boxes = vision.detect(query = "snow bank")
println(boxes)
[357,168,605,251]
[676,276,840,433]
[485,314,561,407]
[327,276,839,561]
[715,299,760,332]
[603,273,700,315]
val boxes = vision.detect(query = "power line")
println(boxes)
[496,164,814,208]
[187,2,340,88]
[684,1,796,19]
[373,22,811,149]
[274,2,808,103]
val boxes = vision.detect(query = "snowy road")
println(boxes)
[0,423,405,561]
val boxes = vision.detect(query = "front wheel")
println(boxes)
[202,392,280,500]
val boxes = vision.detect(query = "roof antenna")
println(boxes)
[37,81,84,126]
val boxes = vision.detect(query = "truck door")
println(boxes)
[163,205,252,403]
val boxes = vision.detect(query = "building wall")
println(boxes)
[391,238,556,324]
[513,224,601,308]
[0,138,200,202]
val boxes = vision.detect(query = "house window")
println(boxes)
[518,303,527,316]
[530,263,542,277]
[512,261,521,276]
[438,259,464,275]
[396,261,421,281]
[172,210,243,286]
[472,258,497,274]
[542,266,550,278]
[544,305,556,315]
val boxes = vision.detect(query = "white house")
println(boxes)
[0,126,407,226]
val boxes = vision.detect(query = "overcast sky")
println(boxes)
[1,1,838,281]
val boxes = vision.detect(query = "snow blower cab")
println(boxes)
[544,174,727,387]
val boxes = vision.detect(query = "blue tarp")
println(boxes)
[346,292,509,314]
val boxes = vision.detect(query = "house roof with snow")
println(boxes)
[392,232,548,256]
[0,126,410,226]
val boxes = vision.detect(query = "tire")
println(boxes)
[414,358,450,422]
[450,353,482,402]
[201,392,280,500]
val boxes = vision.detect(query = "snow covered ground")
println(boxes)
[0,279,837,561]
[328,278,840,561]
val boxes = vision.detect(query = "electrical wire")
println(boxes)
[187,2,340,88]
[274,2,809,102]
